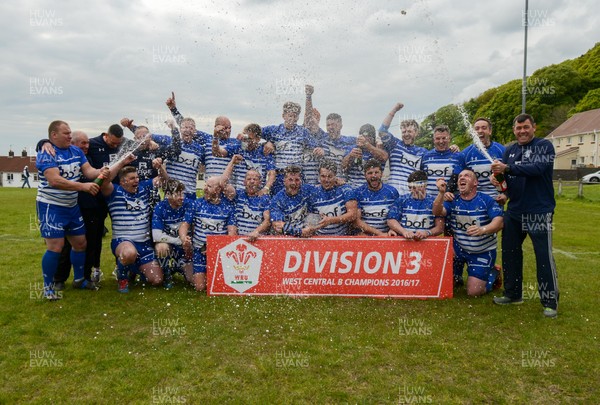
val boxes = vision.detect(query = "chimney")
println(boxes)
[8,149,14,158]
[22,148,27,157]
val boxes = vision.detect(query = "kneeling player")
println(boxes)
[152,179,193,288]
[433,170,503,296]
[101,162,168,293]
[179,176,237,292]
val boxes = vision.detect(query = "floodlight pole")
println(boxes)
[522,0,529,114]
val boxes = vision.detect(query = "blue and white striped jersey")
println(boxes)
[225,143,276,190]
[201,132,241,181]
[106,179,155,242]
[233,189,271,235]
[184,198,235,248]
[420,149,459,196]
[455,142,505,197]
[309,185,356,235]
[262,124,317,170]
[443,192,503,253]
[388,194,437,232]
[379,124,427,195]
[301,129,328,185]
[354,184,399,233]
[343,148,377,188]
[152,198,190,240]
[153,132,205,195]
[269,184,317,230]
[321,134,356,181]
[36,145,87,207]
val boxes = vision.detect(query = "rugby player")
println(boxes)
[433,170,504,296]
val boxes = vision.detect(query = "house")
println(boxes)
[545,108,600,169]
[0,149,39,188]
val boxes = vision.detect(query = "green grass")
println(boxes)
[1,188,599,404]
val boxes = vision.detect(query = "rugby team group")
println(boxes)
[35,85,560,317]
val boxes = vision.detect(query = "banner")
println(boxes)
[206,236,453,299]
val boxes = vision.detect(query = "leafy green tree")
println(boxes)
[569,88,600,116]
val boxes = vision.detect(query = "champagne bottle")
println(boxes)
[93,172,106,186]
[494,173,507,192]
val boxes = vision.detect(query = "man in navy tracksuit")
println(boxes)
[490,113,559,318]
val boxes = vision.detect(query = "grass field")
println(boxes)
[1,185,599,404]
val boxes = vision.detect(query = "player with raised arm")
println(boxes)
[379,103,428,195]
[212,123,276,193]
[262,100,324,195]
[164,92,240,182]
[432,170,504,296]
[101,158,169,293]
[342,124,389,187]
[218,154,272,242]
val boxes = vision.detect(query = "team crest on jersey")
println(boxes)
[218,239,263,293]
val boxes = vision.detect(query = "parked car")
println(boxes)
[581,170,600,183]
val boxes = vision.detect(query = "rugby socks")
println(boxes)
[42,250,61,288]
[486,267,499,293]
[71,250,86,281]
[117,262,132,280]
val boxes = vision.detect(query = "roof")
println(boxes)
[546,108,600,139]
[555,147,579,157]
[0,156,38,173]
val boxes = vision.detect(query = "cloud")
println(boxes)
[1,0,599,153]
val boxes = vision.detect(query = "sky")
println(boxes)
[1,0,599,155]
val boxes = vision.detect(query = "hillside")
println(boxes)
[417,42,600,149]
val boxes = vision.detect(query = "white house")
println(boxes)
[0,150,40,188]
[546,108,600,169]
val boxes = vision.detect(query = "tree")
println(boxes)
[569,88,600,116]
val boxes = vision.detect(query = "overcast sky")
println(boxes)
[2,0,599,155]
